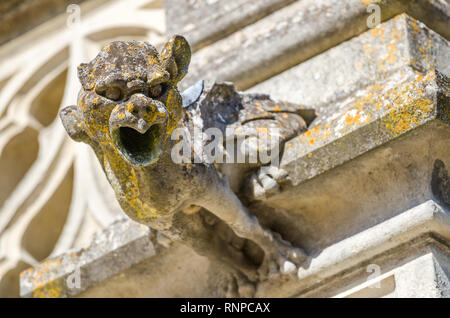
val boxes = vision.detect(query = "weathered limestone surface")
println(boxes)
[78,243,211,298]
[180,0,449,91]
[248,12,449,254]
[249,14,450,109]
[246,14,450,297]
[20,218,159,298]
[392,247,450,298]
[164,0,296,50]
[20,11,450,297]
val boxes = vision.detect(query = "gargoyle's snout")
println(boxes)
[109,94,167,131]
[109,94,168,166]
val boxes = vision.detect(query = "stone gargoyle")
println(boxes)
[59,36,312,296]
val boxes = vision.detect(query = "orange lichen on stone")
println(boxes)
[363,44,376,56]
[126,103,135,113]
[386,43,398,64]
[345,113,362,125]
[411,19,421,33]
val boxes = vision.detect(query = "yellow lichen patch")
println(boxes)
[148,56,159,65]
[165,88,183,134]
[78,99,87,112]
[345,113,362,125]
[32,281,63,298]
[384,96,433,135]
[305,130,312,138]
[382,72,436,136]
[257,127,269,134]
[126,103,135,113]
[386,43,398,64]
[103,150,161,220]
[363,44,376,56]
[411,19,421,33]
[313,125,321,135]
[273,105,281,112]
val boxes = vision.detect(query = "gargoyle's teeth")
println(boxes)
[111,124,163,166]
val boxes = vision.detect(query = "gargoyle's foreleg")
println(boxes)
[199,179,307,279]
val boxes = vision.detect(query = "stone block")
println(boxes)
[20,218,158,297]
[179,0,449,91]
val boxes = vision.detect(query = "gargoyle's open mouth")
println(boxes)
[111,124,164,166]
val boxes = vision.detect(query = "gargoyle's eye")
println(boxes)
[149,85,162,98]
[105,87,123,101]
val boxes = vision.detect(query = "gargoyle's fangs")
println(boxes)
[111,124,164,166]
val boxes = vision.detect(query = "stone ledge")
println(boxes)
[254,71,449,254]
[314,238,450,298]
[257,200,450,296]
[164,0,296,50]
[19,218,160,298]
[279,70,448,187]
[180,0,449,91]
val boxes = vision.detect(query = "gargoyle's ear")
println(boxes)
[160,35,191,84]
[59,105,89,143]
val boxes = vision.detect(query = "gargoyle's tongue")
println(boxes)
[111,124,164,166]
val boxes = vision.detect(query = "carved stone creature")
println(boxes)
[60,36,309,296]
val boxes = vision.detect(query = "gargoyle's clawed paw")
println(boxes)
[258,232,307,280]
[247,166,288,200]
